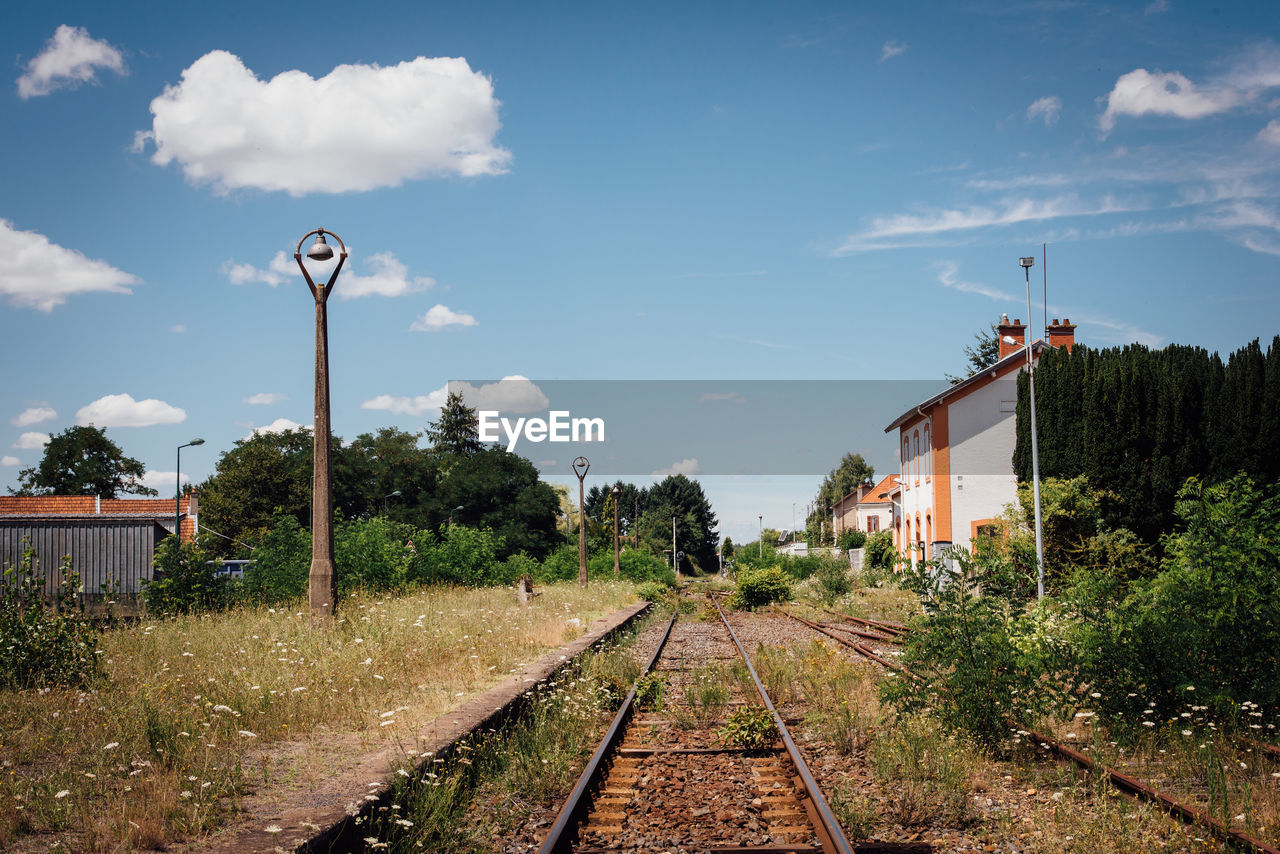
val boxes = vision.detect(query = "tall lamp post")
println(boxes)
[758,514,763,558]
[175,438,204,543]
[449,505,463,527]
[1020,256,1046,599]
[383,490,402,515]
[572,457,590,587]
[612,485,621,577]
[296,227,348,621]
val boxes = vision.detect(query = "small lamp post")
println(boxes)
[383,490,402,515]
[449,504,464,527]
[1020,256,1046,599]
[175,438,204,542]
[612,485,621,577]
[572,457,590,587]
[296,227,348,621]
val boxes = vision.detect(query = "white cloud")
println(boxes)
[0,219,139,311]
[835,195,1134,252]
[652,458,701,477]
[76,394,186,427]
[966,174,1071,191]
[880,41,907,62]
[17,25,125,99]
[935,261,1016,302]
[1,456,19,467]
[1027,95,1062,126]
[12,407,57,427]
[410,304,478,331]
[361,376,548,418]
[1259,119,1280,145]
[1144,0,1169,13]
[245,392,286,406]
[169,324,186,334]
[1099,69,1242,134]
[246,418,309,439]
[141,470,190,492]
[13,432,51,450]
[222,251,292,287]
[338,252,435,299]
[136,51,511,196]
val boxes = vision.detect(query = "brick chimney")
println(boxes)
[996,313,1026,360]
[1047,317,1077,353]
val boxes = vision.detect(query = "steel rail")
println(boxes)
[538,610,678,854]
[784,607,1280,854]
[820,608,910,636]
[711,597,855,854]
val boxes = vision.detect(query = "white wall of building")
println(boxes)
[946,373,1020,552]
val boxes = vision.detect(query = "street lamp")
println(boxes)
[758,514,763,558]
[175,438,204,543]
[449,505,464,527]
[1020,256,1046,599]
[572,458,590,587]
[383,490,402,515]
[296,227,348,621]
[612,485,621,577]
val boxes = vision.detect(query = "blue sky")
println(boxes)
[3,2,1279,544]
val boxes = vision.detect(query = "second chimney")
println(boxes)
[997,314,1026,360]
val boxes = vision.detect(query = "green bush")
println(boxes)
[635,581,669,602]
[143,538,228,616]
[536,545,580,583]
[335,516,414,594]
[837,529,867,551]
[717,707,776,748]
[729,567,793,610]
[500,552,541,584]
[0,547,101,689]
[408,525,504,587]
[815,555,852,603]
[588,549,676,586]
[241,511,311,604]
[782,555,820,580]
[861,530,898,585]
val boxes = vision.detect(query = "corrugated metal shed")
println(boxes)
[0,516,167,600]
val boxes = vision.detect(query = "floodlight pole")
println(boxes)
[296,227,348,622]
[572,457,590,587]
[1021,256,1046,599]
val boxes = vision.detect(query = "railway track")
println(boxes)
[538,599,930,854]
[779,607,1280,854]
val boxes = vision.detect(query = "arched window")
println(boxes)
[913,430,920,484]
[903,437,910,489]
[925,514,932,561]
[923,424,931,481]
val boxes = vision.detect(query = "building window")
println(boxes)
[923,424,931,481]
[912,430,920,484]
[903,437,910,490]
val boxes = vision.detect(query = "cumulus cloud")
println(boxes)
[76,394,186,427]
[12,407,57,427]
[362,376,548,418]
[1,456,19,467]
[13,432,51,450]
[246,418,309,439]
[136,51,511,195]
[244,392,285,406]
[223,249,433,299]
[17,25,125,99]
[1144,0,1169,12]
[1259,119,1280,145]
[141,470,189,492]
[1099,69,1242,134]
[410,304,477,331]
[169,324,186,334]
[0,219,139,311]
[880,41,907,62]
[652,458,701,477]
[1027,95,1062,126]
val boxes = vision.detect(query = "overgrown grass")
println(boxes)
[0,581,637,850]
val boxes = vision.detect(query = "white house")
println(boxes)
[883,315,1077,563]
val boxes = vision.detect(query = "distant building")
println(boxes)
[831,475,897,538]
[0,494,196,600]
[883,317,1077,564]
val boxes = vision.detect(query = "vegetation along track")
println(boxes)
[780,607,1280,854]
[539,598,931,854]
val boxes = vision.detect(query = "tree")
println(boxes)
[721,536,735,559]
[945,321,1001,384]
[12,425,156,497]
[813,452,875,527]
[435,447,561,559]
[333,427,439,524]
[425,391,481,460]
[585,481,647,536]
[638,475,718,574]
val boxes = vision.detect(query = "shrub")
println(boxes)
[815,556,852,603]
[0,546,101,689]
[837,529,867,551]
[500,552,541,584]
[536,545,580,583]
[589,549,676,586]
[408,525,504,587]
[783,555,820,580]
[861,530,898,585]
[635,581,669,603]
[241,511,311,604]
[143,538,228,616]
[334,516,414,594]
[729,567,793,610]
[717,707,776,748]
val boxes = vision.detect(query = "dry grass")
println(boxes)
[0,581,637,850]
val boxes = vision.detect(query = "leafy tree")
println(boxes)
[0,547,101,689]
[334,427,439,524]
[143,538,228,616]
[435,447,560,559]
[945,321,1001,384]
[721,536,735,559]
[241,511,311,604]
[638,475,718,574]
[197,428,314,556]
[585,481,647,536]
[12,425,156,497]
[425,390,481,460]
[812,453,875,540]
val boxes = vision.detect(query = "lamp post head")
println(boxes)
[190,438,205,447]
[390,490,402,498]
[612,486,620,496]
[307,232,335,262]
